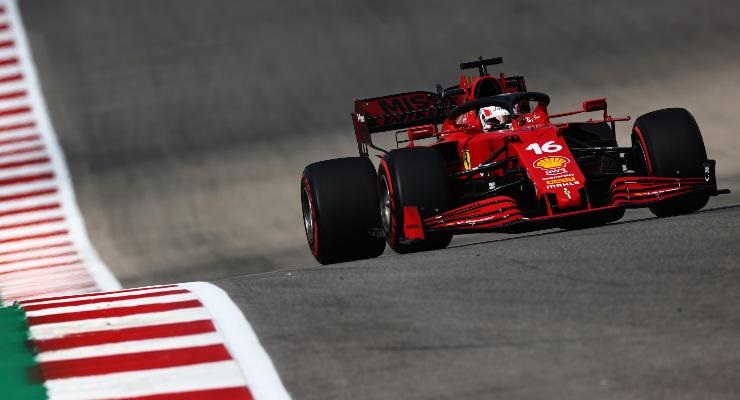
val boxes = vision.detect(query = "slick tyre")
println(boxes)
[630,108,710,217]
[378,147,453,253]
[301,157,385,264]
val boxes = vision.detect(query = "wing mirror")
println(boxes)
[583,98,607,112]
[407,124,438,141]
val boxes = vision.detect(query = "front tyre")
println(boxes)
[378,148,453,253]
[301,157,385,264]
[630,108,710,217]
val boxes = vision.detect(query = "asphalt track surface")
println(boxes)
[218,202,740,400]
[20,0,740,284]
[17,1,740,398]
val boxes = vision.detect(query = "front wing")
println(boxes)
[402,168,726,239]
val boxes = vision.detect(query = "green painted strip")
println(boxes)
[0,304,48,400]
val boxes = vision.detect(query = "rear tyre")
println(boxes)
[630,108,710,217]
[378,148,453,253]
[301,157,385,264]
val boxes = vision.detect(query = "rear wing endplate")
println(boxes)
[352,91,455,156]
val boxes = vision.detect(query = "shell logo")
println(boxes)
[533,156,570,170]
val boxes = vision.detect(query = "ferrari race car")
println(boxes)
[301,56,728,264]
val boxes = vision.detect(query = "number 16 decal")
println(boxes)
[525,140,563,155]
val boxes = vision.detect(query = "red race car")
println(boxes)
[301,56,728,264]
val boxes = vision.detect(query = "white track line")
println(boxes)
[0,127,40,140]
[0,268,91,290]
[0,236,72,254]
[0,47,18,60]
[1,281,97,303]
[0,149,47,164]
[0,253,79,274]
[0,208,63,227]
[0,163,51,180]
[0,149,48,163]
[37,332,224,362]
[5,0,120,292]
[0,180,56,198]
[0,112,35,128]
[30,307,213,340]
[45,360,247,400]
[5,2,290,398]
[0,195,60,214]
[0,82,26,94]
[0,95,26,109]
[0,244,75,263]
[26,293,199,316]
[182,282,292,400]
[21,285,180,306]
[0,220,69,239]
[0,31,14,43]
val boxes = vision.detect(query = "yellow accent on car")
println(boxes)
[534,156,569,169]
[462,149,471,170]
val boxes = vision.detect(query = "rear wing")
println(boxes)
[352,91,456,156]
[350,56,528,156]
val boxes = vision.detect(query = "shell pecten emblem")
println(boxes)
[533,156,570,170]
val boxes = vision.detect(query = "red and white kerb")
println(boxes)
[0,0,120,303]
[0,2,291,399]
[21,284,290,400]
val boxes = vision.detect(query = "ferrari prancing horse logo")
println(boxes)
[462,149,471,170]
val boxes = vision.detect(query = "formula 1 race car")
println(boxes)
[301,56,728,264]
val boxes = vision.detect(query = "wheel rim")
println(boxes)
[301,186,315,245]
[636,140,650,175]
[379,175,392,234]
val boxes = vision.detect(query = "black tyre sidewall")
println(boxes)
[379,148,452,253]
[631,108,710,216]
[302,157,385,264]
[633,108,706,177]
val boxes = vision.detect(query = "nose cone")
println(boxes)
[542,171,585,211]
[552,186,583,210]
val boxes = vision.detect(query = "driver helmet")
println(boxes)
[479,106,511,132]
